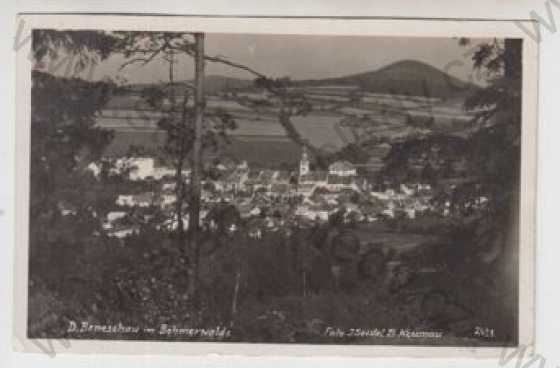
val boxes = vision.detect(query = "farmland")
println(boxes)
[98,63,475,165]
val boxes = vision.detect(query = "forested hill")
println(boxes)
[292,60,476,98]
[123,75,254,95]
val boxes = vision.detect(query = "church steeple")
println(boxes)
[299,146,310,177]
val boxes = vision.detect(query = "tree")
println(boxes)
[461,39,522,264]
[115,31,251,323]
[189,34,205,313]
[461,39,522,341]
[379,38,523,343]
[28,32,125,336]
[29,38,118,285]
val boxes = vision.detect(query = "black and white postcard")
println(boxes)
[14,14,538,357]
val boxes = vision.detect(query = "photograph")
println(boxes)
[15,15,536,354]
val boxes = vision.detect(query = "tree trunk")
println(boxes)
[230,269,241,328]
[166,51,186,252]
[187,33,205,322]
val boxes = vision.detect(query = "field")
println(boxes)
[97,82,473,165]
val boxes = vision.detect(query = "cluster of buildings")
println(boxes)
[212,148,367,198]
[93,148,435,238]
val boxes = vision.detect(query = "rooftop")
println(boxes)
[329,160,356,172]
[300,171,328,182]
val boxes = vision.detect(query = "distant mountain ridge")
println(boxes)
[293,60,476,98]
[123,59,476,99]
[123,75,254,95]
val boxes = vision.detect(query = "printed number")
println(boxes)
[474,326,495,338]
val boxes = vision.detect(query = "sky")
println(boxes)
[66,33,490,85]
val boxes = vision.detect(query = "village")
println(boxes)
[90,147,436,239]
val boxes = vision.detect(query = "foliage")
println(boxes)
[27,70,132,336]
[29,71,118,285]
[381,134,469,184]
[32,30,117,75]
[376,38,523,343]
[321,143,371,171]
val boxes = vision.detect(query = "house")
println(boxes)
[162,182,176,192]
[107,211,127,223]
[161,194,176,207]
[57,201,78,216]
[213,160,251,194]
[400,184,415,196]
[328,160,357,177]
[224,169,249,193]
[125,157,156,181]
[270,183,290,197]
[275,170,292,184]
[161,214,190,231]
[300,171,328,186]
[107,225,139,239]
[100,157,190,181]
[382,200,397,218]
[294,199,338,222]
[248,228,263,239]
[244,170,262,192]
[116,192,160,207]
[237,160,249,171]
[296,183,317,197]
[326,175,358,192]
[248,170,276,193]
[249,206,262,217]
[341,206,364,224]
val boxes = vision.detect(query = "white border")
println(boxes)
[13,14,539,358]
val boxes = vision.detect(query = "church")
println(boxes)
[297,147,362,193]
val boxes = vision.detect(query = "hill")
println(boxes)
[294,60,476,99]
[121,60,475,99]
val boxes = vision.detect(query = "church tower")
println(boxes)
[299,146,310,177]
